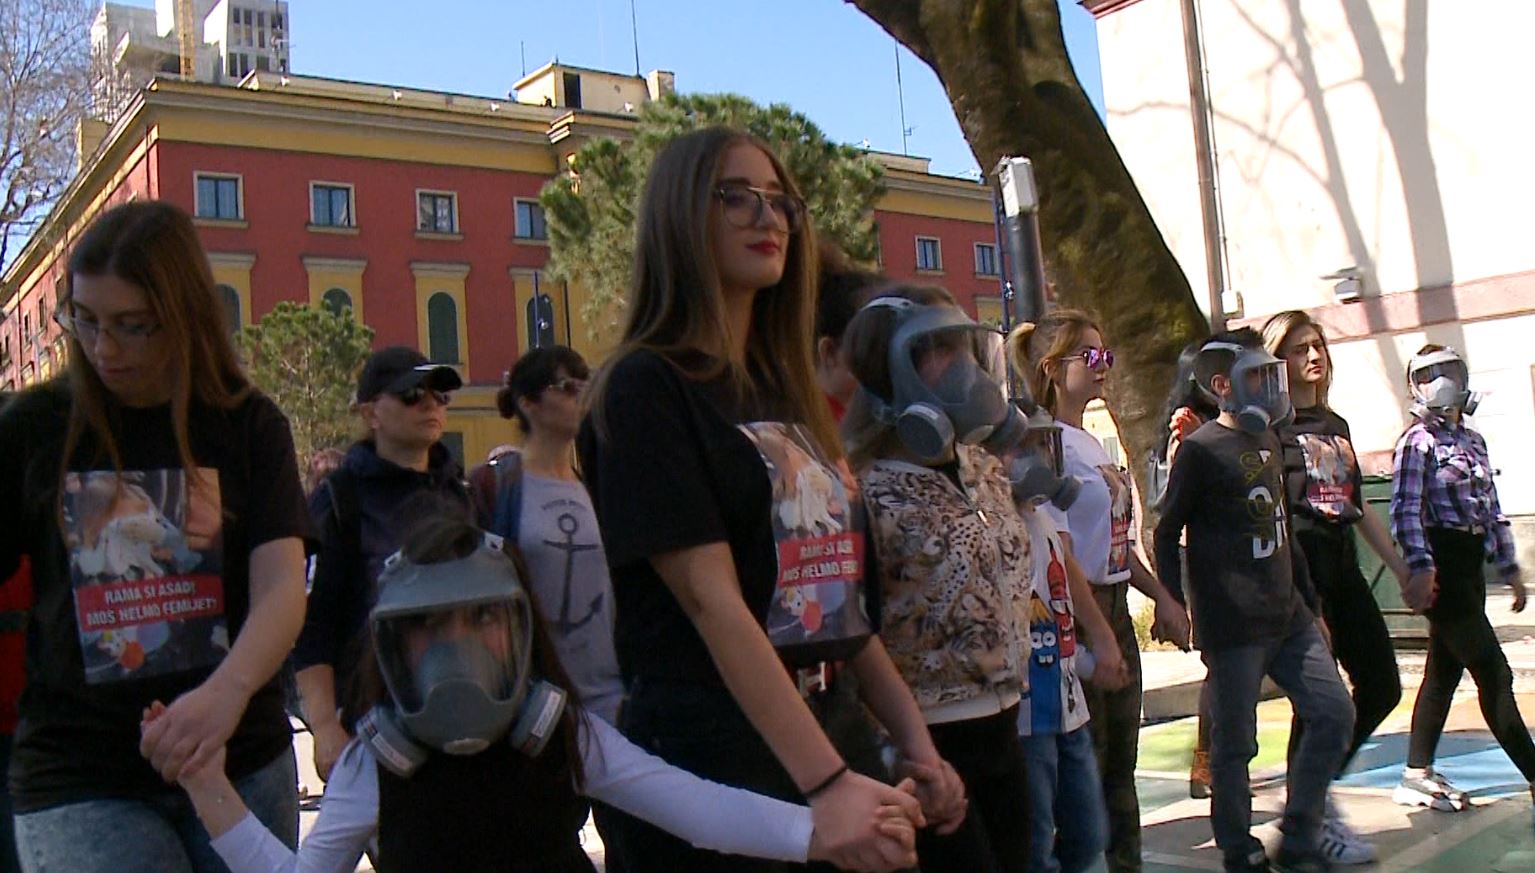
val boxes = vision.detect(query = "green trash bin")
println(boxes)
[1358,475,1431,649]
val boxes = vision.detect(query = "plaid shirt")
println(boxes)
[1390,418,1518,574]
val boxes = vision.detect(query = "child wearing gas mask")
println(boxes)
[1153,329,1354,873]
[1389,344,1535,815]
[841,285,1038,873]
[144,517,919,873]
[1007,409,1126,873]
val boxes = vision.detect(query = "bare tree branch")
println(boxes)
[0,0,93,272]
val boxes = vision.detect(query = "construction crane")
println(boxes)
[176,0,195,78]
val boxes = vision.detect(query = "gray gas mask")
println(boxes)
[1408,347,1479,418]
[358,533,567,777]
[1009,406,1081,510]
[860,298,1029,463]
[1202,342,1293,433]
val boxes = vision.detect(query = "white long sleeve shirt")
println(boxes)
[210,716,814,873]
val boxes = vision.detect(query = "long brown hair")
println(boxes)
[348,514,588,788]
[58,201,250,510]
[1261,310,1331,407]
[839,284,958,469]
[1006,308,1102,417]
[587,127,839,457]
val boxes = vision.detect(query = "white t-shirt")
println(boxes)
[1016,507,1091,736]
[1059,423,1135,585]
[208,717,813,873]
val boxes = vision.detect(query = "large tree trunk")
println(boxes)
[850,0,1209,500]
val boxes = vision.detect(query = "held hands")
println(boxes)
[1402,569,1438,613]
[141,701,228,793]
[896,756,968,835]
[807,770,925,872]
[138,676,246,783]
[310,720,351,783]
[1151,595,1192,652]
[1089,642,1130,692]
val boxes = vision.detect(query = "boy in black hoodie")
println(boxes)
[1154,329,1354,873]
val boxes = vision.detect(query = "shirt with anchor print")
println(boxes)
[518,474,624,723]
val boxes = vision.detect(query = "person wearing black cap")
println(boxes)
[292,345,470,784]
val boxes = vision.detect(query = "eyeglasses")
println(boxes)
[1063,347,1115,370]
[53,310,161,347]
[545,377,587,397]
[714,184,806,233]
[394,387,451,407]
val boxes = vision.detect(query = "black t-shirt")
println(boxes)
[1153,421,1314,652]
[1282,405,1365,527]
[0,383,310,811]
[577,351,877,685]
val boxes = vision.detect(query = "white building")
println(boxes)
[91,1,290,117]
[1084,0,1535,555]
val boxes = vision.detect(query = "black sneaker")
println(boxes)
[1273,848,1334,873]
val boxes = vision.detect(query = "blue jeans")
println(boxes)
[1203,622,1354,864]
[1022,727,1108,873]
[14,748,298,873]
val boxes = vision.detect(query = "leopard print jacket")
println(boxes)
[859,445,1032,711]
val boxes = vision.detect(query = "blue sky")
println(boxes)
[183,0,1104,179]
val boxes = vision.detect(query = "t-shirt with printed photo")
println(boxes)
[0,383,311,812]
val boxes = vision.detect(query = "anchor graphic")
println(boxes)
[543,513,604,634]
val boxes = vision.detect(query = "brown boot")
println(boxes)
[1190,748,1212,799]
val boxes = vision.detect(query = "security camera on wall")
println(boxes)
[1322,267,1363,304]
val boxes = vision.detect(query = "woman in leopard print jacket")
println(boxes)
[841,284,1034,873]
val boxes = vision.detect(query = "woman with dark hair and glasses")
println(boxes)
[291,345,471,786]
[0,200,311,871]
[578,127,963,872]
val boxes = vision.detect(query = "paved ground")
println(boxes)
[292,592,1535,871]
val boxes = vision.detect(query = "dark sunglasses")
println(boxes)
[1064,347,1115,370]
[394,387,451,407]
[545,377,587,397]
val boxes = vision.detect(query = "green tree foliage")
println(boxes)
[540,93,886,338]
[239,301,373,466]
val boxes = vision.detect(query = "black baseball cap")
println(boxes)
[356,346,463,403]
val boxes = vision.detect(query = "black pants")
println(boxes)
[1083,582,1144,873]
[1287,525,1402,776]
[604,674,893,873]
[1406,529,1535,781]
[916,706,1032,873]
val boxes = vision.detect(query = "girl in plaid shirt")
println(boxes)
[1389,343,1534,814]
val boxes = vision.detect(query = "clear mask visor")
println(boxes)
[908,326,1007,400]
[375,600,528,715]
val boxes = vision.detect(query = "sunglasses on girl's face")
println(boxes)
[1066,347,1115,370]
[545,377,587,397]
[393,387,451,407]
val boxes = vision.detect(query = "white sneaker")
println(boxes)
[1318,803,1376,865]
[1393,768,1468,812]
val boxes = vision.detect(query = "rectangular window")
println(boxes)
[417,191,457,233]
[974,243,999,276]
[256,54,270,71]
[514,199,547,240]
[228,54,238,76]
[916,237,942,272]
[311,183,354,227]
[195,174,241,220]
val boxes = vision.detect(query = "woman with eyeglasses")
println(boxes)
[1009,310,1190,873]
[577,127,965,873]
[0,200,310,871]
[291,345,471,787]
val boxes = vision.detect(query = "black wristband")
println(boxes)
[803,763,850,801]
